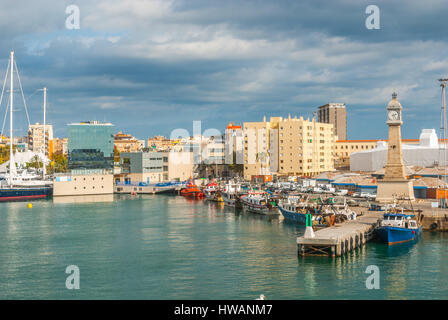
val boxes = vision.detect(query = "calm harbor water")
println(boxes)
[0,195,447,300]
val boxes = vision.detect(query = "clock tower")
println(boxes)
[376,93,415,202]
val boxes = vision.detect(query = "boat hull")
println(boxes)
[278,206,307,224]
[377,226,422,245]
[0,187,53,202]
[241,200,272,215]
[221,192,236,207]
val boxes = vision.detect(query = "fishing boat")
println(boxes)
[278,195,355,226]
[377,210,422,245]
[203,180,222,202]
[220,182,241,207]
[239,192,277,215]
[0,52,53,201]
[180,180,204,199]
[278,196,308,224]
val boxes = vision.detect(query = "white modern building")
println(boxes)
[350,129,448,172]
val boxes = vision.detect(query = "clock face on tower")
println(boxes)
[388,110,399,121]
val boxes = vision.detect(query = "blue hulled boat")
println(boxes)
[278,200,307,224]
[0,187,53,202]
[377,212,422,245]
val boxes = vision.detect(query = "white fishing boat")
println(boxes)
[220,182,241,207]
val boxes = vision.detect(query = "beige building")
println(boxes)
[334,140,379,168]
[28,123,53,156]
[147,136,173,151]
[114,131,144,153]
[318,103,347,140]
[53,172,114,196]
[49,137,68,159]
[243,115,335,180]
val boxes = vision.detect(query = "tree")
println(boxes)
[0,145,17,165]
[26,155,41,169]
[51,152,68,173]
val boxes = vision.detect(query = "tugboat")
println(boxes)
[180,179,204,199]
[377,209,422,245]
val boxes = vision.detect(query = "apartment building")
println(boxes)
[27,122,53,156]
[243,115,335,180]
[318,103,347,140]
[49,137,68,159]
[225,122,244,165]
[147,136,173,151]
[114,131,144,153]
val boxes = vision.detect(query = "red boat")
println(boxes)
[180,180,204,199]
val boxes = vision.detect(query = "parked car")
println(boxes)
[334,189,348,196]
[352,192,361,198]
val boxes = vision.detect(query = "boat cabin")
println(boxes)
[381,213,419,229]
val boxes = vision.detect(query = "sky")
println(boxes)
[1,0,448,140]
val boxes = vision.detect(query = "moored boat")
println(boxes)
[377,211,422,245]
[220,182,241,207]
[203,181,222,202]
[278,195,355,226]
[180,180,204,199]
[0,52,53,202]
[240,192,277,215]
[0,186,53,201]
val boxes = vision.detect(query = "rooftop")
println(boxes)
[69,121,113,126]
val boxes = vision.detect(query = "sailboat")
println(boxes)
[0,51,53,201]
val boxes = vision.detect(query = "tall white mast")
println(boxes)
[9,51,15,187]
[43,87,47,179]
[439,78,448,207]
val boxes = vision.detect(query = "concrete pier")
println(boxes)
[114,184,180,194]
[297,211,383,257]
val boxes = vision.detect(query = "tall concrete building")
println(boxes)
[318,103,347,140]
[27,122,53,156]
[243,115,335,180]
[224,122,244,165]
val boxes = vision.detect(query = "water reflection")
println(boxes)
[53,194,114,204]
[0,195,446,299]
